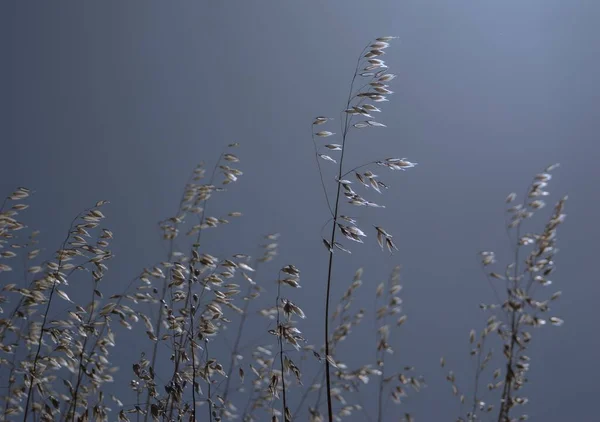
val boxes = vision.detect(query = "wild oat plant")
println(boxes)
[0,38,566,422]
[310,37,418,422]
[441,165,567,422]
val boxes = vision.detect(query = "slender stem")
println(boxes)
[220,283,252,401]
[279,344,287,420]
[189,275,197,421]
[376,278,390,422]
[293,366,324,419]
[144,171,194,422]
[166,153,224,421]
[498,190,528,422]
[206,340,213,422]
[339,161,378,180]
[23,210,84,421]
[221,247,265,408]
[376,347,385,422]
[322,43,368,422]
[1,240,32,418]
[2,321,25,419]
[239,383,259,422]
[136,390,140,422]
[323,119,344,422]
[67,277,100,421]
[470,335,486,421]
[275,270,287,420]
[312,128,334,217]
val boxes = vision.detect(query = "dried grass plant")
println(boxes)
[440,165,567,422]
[310,37,417,422]
[0,38,566,422]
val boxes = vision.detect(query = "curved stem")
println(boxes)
[470,334,486,421]
[144,169,196,422]
[67,277,100,421]
[275,270,287,420]
[323,43,370,422]
[221,241,267,409]
[189,275,197,420]
[23,210,86,421]
[312,127,335,218]
[497,186,529,422]
[340,161,378,180]
[205,340,213,422]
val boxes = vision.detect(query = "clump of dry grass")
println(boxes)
[440,164,567,422]
[0,190,122,421]
[0,39,567,422]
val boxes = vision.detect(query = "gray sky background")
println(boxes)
[2,1,599,421]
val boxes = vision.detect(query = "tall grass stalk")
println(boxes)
[313,37,417,422]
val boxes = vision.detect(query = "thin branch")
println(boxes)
[275,269,288,421]
[23,209,89,421]
[323,42,370,422]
